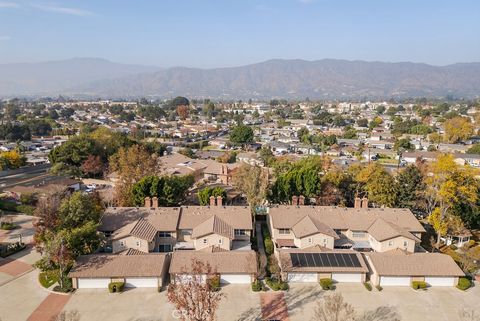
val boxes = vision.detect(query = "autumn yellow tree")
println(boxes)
[444,116,474,143]
[356,163,397,207]
[425,154,478,247]
[232,164,269,216]
[0,150,25,170]
[108,145,162,206]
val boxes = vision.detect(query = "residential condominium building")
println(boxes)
[268,199,425,253]
[100,200,253,254]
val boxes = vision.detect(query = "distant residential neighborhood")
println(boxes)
[0,95,479,321]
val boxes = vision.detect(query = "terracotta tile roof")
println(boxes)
[68,254,169,278]
[365,252,465,277]
[191,215,234,239]
[269,206,425,235]
[169,250,257,274]
[278,249,369,273]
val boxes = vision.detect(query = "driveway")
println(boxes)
[0,269,49,321]
[63,284,262,321]
[287,283,480,321]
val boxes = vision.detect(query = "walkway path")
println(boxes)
[255,221,267,278]
[260,292,289,321]
[27,293,71,321]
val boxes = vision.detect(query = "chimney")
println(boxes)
[216,195,223,207]
[151,196,159,208]
[144,197,152,208]
[292,195,298,206]
[298,195,305,206]
[361,197,368,209]
[209,195,216,206]
[354,197,361,209]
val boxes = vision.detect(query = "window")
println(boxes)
[234,229,247,236]
[323,238,327,245]
[203,239,207,244]
[352,231,365,238]
[120,241,125,247]
[136,241,141,247]
[403,241,408,247]
[159,231,172,238]
[279,229,290,235]
[158,244,172,252]
[388,240,394,246]
[308,238,312,243]
[181,230,192,235]
[218,239,223,244]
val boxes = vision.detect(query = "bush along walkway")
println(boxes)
[256,221,268,279]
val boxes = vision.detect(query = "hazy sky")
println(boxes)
[0,0,479,67]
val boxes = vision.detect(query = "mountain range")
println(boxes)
[1,58,479,100]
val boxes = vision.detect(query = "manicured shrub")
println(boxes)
[280,281,289,291]
[376,285,383,291]
[0,222,16,230]
[320,278,334,290]
[16,204,35,215]
[208,275,221,291]
[108,281,125,293]
[251,280,263,292]
[265,277,288,291]
[363,282,372,291]
[457,277,472,291]
[264,238,274,256]
[412,281,427,290]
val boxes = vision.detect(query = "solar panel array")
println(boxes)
[289,253,361,268]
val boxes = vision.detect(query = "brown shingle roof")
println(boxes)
[169,250,257,274]
[179,206,252,230]
[130,219,157,242]
[269,206,425,234]
[291,215,339,239]
[191,215,234,239]
[68,254,169,278]
[365,252,464,277]
[367,218,420,242]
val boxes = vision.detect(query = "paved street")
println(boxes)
[0,164,51,192]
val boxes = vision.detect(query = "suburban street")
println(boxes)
[0,164,52,192]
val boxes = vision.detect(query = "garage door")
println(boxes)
[125,277,158,288]
[380,276,411,286]
[332,273,362,283]
[425,277,455,287]
[287,273,317,283]
[77,278,110,289]
[220,274,251,284]
[176,274,206,284]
